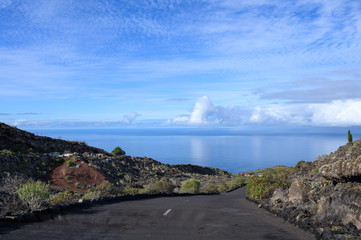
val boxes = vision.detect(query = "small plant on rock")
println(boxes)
[294,160,306,169]
[348,130,353,144]
[66,160,76,167]
[50,190,74,205]
[122,186,140,195]
[111,146,126,156]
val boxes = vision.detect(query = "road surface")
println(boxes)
[0,188,315,240]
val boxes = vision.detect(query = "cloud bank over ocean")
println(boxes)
[168,96,361,127]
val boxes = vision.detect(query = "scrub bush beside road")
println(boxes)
[246,167,292,200]
[141,179,175,194]
[180,178,201,193]
[82,181,119,200]
[16,180,51,210]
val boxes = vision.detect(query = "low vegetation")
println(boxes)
[201,184,219,194]
[122,186,140,195]
[348,130,353,143]
[228,176,245,190]
[82,181,119,200]
[50,190,75,205]
[16,180,51,210]
[294,160,306,169]
[180,178,201,193]
[111,146,126,156]
[246,167,292,200]
[141,179,175,194]
[66,160,76,167]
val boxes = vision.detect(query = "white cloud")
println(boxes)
[170,96,249,126]
[251,99,361,126]
[170,96,361,127]
[310,100,361,126]
[189,96,215,124]
[250,105,312,125]
[171,115,191,124]
[122,112,141,124]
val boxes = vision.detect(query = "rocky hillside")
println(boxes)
[0,123,235,219]
[248,139,361,240]
[82,153,231,189]
[0,123,108,154]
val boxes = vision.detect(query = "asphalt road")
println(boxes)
[0,188,315,240]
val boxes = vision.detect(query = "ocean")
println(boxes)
[29,128,355,174]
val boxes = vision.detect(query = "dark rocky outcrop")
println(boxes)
[0,123,108,154]
[252,139,361,240]
[320,156,361,182]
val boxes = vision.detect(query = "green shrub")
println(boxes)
[111,146,126,156]
[64,175,72,184]
[180,178,201,193]
[294,160,306,169]
[66,160,76,167]
[82,181,118,200]
[228,177,245,190]
[246,173,273,200]
[1,149,13,156]
[122,186,140,195]
[201,184,219,194]
[50,190,74,205]
[217,182,228,192]
[141,179,175,194]
[16,180,50,209]
[348,130,353,143]
[246,167,292,200]
[313,167,319,174]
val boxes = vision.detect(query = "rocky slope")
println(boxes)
[251,139,361,240]
[0,123,107,155]
[81,153,231,190]
[0,123,233,219]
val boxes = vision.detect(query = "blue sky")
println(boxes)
[1,0,361,129]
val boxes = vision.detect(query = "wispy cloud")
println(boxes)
[167,98,191,102]
[9,112,141,128]
[1,0,361,127]
[257,75,361,103]
[16,112,42,115]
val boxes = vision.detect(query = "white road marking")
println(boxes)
[163,209,172,216]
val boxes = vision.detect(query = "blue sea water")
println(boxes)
[29,128,356,174]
